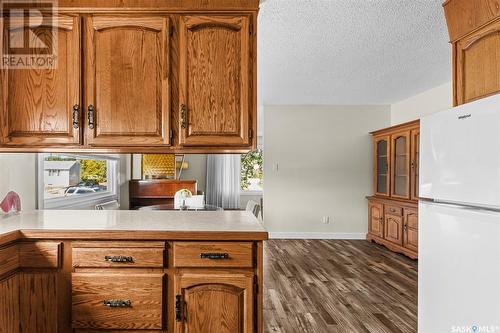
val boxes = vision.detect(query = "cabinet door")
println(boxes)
[0,274,19,333]
[373,135,390,196]
[410,129,420,201]
[0,15,81,146]
[178,15,251,147]
[455,19,500,105]
[390,131,411,199]
[19,272,58,333]
[403,208,418,253]
[84,16,170,147]
[384,214,403,246]
[175,273,253,333]
[368,201,384,238]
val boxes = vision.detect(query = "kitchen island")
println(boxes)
[0,210,268,333]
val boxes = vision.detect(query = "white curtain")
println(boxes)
[206,154,241,209]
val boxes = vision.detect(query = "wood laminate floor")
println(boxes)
[263,240,417,333]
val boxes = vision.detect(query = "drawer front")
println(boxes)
[73,248,164,268]
[72,273,164,330]
[384,204,403,216]
[19,242,61,268]
[173,242,253,268]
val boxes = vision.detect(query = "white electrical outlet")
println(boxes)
[322,216,330,224]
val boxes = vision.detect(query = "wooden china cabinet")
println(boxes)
[367,120,419,259]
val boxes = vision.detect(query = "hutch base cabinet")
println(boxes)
[367,120,419,259]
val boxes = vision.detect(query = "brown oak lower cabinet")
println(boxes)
[0,238,264,333]
[367,197,418,259]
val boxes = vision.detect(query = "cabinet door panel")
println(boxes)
[390,131,411,199]
[1,15,81,146]
[85,16,170,147]
[456,20,500,105]
[403,208,418,252]
[175,273,253,333]
[368,201,383,238]
[410,129,420,201]
[0,274,19,333]
[384,214,403,246]
[20,272,58,333]
[179,15,251,147]
[374,135,390,196]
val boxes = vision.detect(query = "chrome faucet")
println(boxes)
[0,191,21,214]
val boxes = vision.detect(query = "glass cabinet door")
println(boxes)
[411,129,420,200]
[374,136,390,196]
[391,131,411,199]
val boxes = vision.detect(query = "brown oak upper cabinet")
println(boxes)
[84,16,171,147]
[444,0,500,106]
[410,129,420,201]
[0,15,81,146]
[0,1,259,153]
[178,15,252,147]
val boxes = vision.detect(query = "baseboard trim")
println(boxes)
[269,232,366,240]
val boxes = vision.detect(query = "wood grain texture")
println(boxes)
[18,241,61,268]
[1,15,81,146]
[175,273,253,333]
[72,247,165,268]
[72,273,164,330]
[410,129,420,201]
[84,15,171,147]
[55,0,260,10]
[0,244,19,277]
[173,242,253,268]
[455,19,500,105]
[384,214,404,246]
[263,240,417,333]
[390,130,411,200]
[129,179,197,209]
[178,15,251,147]
[0,274,20,333]
[19,272,58,333]
[444,0,500,42]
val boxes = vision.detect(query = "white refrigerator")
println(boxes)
[419,93,500,333]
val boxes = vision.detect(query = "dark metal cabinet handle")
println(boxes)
[72,104,80,129]
[200,253,229,260]
[103,299,131,307]
[411,161,416,169]
[104,255,134,263]
[180,104,187,129]
[88,105,95,129]
[175,295,182,322]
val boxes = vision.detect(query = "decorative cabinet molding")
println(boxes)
[367,120,419,259]
[0,1,258,153]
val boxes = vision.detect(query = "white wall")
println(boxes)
[263,105,391,238]
[0,154,37,210]
[391,82,453,124]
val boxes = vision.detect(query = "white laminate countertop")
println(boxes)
[0,210,268,241]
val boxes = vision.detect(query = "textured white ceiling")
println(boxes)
[258,0,452,105]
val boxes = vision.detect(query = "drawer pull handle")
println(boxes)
[103,299,131,307]
[104,255,134,263]
[390,208,396,213]
[200,253,229,260]
[175,295,182,322]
